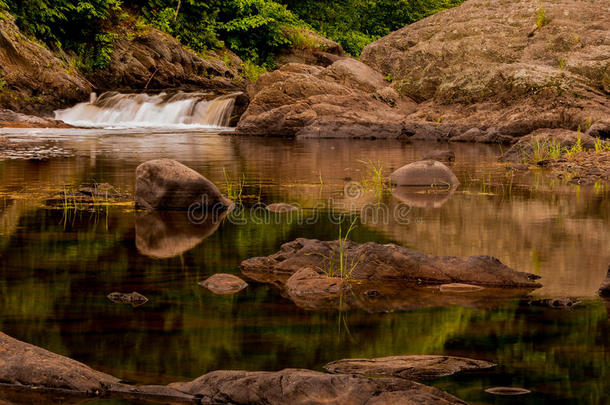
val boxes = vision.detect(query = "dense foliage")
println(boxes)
[0,0,463,70]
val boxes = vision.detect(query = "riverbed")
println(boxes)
[0,127,608,404]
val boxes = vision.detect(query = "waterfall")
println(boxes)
[55,91,239,128]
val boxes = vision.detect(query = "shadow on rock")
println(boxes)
[135,210,226,259]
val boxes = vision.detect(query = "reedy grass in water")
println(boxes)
[358,159,387,199]
[223,168,245,203]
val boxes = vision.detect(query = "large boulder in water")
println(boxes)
[390,160,459,187]
[241,238,541,288]
[135,159,232,211]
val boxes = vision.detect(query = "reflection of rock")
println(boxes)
[439,283,485,293]
[241,239,541,288]
[107,292,148,307]
[135,210,225,259]
[285,268,349,310]
[266,203,300,212]
[392,185,455,208]
[390,160,459,187]
[0,332,467,405]
[170,368,467,405]
[135,159,232,211]
[199,274,248,295]
[527,297,580,309]
[324,355,495,380]
[598,266,610,297]
[485,387,531,396]
[422,150,455,162]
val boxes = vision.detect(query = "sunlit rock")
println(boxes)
[199,274,248,295]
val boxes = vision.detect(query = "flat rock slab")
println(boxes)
[241,238,541,289]
[170,368,468,405]
[199,274,248,294]
[324,355,495,380]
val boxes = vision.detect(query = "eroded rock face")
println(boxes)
[360,0,610,141]
[236,60,415,138]
[199,274,248,294]
[324,355,495,380]
[0,14,91,115]
[390,160,460,187]
[241,238,541,288]
[135,159,232,211]
[170,368,467,405]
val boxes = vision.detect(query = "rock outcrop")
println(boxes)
[199,274,248,294]
[135,159,232,211]
[500,128,597,162]
[0,332,469,405]
[324,355,495,380]
[275,28,346,68]
[360,0,610,142]
[236,59,415,138]
[170,368,467,405]
[0,14,91,115]
[0,109,72,128]
[390,160,460,187]
[241,238,541,288]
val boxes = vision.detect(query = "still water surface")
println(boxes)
[0,128,608,404]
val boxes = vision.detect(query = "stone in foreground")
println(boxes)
[390,160,459,187]
[324,355,495,380]
[199,274,248,295]
[241,238,541,288]
[135,159,232,211]
[170,368,467,405]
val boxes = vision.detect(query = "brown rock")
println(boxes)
[266,203,300,212]
[135,159,232,211]
[361,0,610,142]
[390,160,460,187]
[500,128,596,163]
[170,368,468,405]
[285,268,350,310]
[439,283,485,293]
[107,292,148,307]
[324,355,495,380]
[199,274,248,294]
[422,150,455,162]
[241,238,542,288]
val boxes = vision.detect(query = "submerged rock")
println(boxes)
[135,210,226,259]
[107,292,148,307]
[242,238,541,289]
[135,159,232,211]
[324,355,495,380]
[170,368,467,405]
[527,297,580,309]
[199,274,248,295]
[485,387,531,396]
[285,268,350,310]
[390,160,460,187]
[266,203,300,212]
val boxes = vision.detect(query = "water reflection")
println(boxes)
[0,129,609,404]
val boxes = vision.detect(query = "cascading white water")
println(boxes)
[54,91,238,128]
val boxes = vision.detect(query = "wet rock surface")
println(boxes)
[540,151,610,185]
[170,368,467,405]
[390,160,459,187]
[599,266,610,298]
[285,268,350,310]
[0,109,72,129]
[199,274,248,294]
[500,129,597,163]
[135,159,232,211]
[0,332,469,405]
[324,355,495,380]
[242,238,541,288]
[107,292,149,307]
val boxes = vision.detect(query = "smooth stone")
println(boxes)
[485,387,531,395]
[199,274,248,294]
[266,203,300,212]
[107,292,148,307]
[135,159,232,211]
[324,355,496,380]
[390,160,460,187]
[439,283,486,293]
